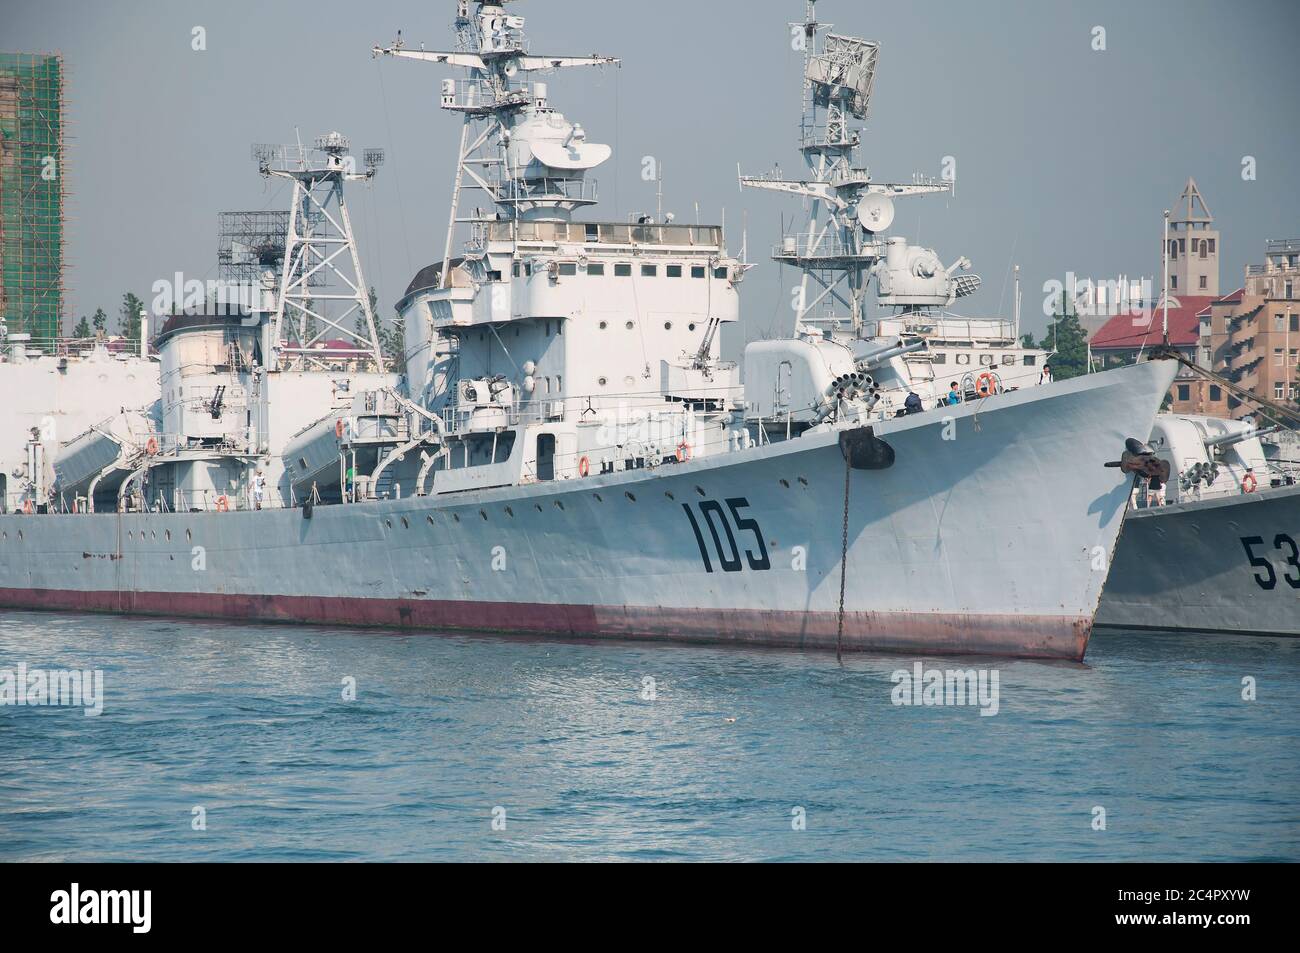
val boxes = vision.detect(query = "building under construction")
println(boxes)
[0,52,66,352]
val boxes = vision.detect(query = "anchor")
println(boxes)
[1105,437,1171,490]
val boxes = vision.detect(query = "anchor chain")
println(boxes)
[837,450,851,663]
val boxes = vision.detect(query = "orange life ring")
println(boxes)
[975,372,996,397]
[335,419,345,439]
[145,436,159,455]
[21,500,33,514]
[578,455,590,477]
[676,442,692,463]
[1242,473,1258,494]
[215,495,230,512]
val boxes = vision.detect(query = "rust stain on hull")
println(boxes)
[0,586,1091,660]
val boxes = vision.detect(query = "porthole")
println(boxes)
[598,376,608,386]
[797,477,809,486]
[186,529,192,542]
[401,517,409,529]
[625,491,637,502]
[625,320,634,330]
[593,493,603,502]
[599,320,608,330]
[504,506,514,518]
[427,515,435,526]
[17,530,22,541]
[453,513,461,523]
[664,321,672,330]
[779,479,790,488]
[385,519,392,529]
[664,491,675,501]
[479,510,488,520]
[695,485,706,497]
[688,323,697,332]
[554,500,565,511]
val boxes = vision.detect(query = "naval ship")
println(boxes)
[0,1,1177,660]
[1096,410,1300,637]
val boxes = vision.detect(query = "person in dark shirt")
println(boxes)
[904,391,923,415]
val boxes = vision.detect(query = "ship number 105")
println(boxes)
[682,497,771,573]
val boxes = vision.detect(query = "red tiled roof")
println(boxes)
[1088,294,1218,351]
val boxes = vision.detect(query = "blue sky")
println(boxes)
[4,0,1298,348]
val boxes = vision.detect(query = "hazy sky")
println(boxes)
[4,0,1299,350]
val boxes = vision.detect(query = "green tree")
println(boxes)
[120,292,145,342]
[1038,291,1089,381]
[91,307,107,333]
[362,286,407,374]
[73,315,91,338]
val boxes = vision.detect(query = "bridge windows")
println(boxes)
[615,263,631,277]
[666,264,683,278]
[558,262,577,276]
[691,265,706,278]
[587,262,605,276]
[641,264,657,277]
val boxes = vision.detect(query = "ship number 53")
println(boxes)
[1239,534,1300,590]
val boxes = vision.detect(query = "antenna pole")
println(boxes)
[1013,263,1020,341]
[1161,209,1171,344]
[441,120,471,288]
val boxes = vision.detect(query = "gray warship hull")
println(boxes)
[0,361,1175,659]
[1097,482,1300,637]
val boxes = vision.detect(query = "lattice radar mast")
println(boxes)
[373,1,619,289]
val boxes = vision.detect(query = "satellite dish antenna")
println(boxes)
[857,194,895,232]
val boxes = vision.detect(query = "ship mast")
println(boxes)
[741,0,950,336]
[373,1,618,289]
[254,133,386,371]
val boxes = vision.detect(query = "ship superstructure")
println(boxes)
[739,1,1046,432]
[374,2,745,497]
[51,134,396,516]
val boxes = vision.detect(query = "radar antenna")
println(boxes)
[373,1,619,287]
[738,0,952,334]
